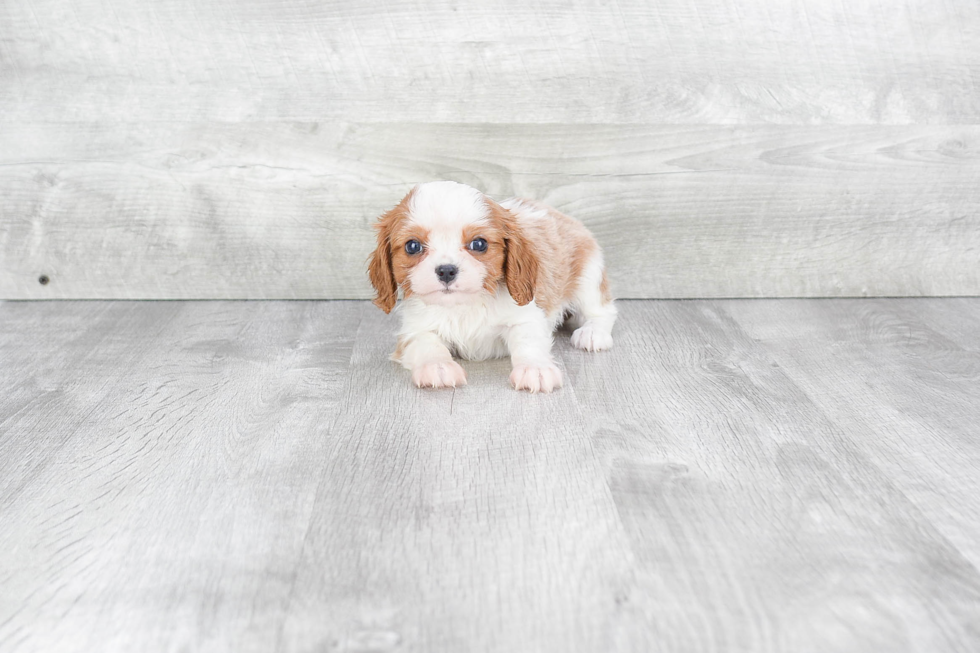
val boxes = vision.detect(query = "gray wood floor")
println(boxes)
[1,299,978,652]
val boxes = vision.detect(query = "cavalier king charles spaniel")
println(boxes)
[368,181,616,393]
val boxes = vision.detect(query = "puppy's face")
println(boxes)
[368,182,537,313]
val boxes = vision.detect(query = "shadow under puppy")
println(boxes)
[368,181,617,393]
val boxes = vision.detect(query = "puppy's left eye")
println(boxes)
[467,237,488,252]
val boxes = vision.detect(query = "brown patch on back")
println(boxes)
[503,199,601,315]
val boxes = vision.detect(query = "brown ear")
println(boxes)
[489,200,538,306]
[368,188,418,312]
[367,208,400,314]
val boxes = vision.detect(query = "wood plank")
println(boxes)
[3,299,980,651]
[886,297,980,350]
[562,300,980,652]
[2,123,979,300]
[277,307,638,652]
[1,0,977,123]
[0,300,362,652]
[724,298,980,567]
[0,302,184,513]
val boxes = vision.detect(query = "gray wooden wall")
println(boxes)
[1,0,978,299]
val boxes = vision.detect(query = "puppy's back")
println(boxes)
[499,198,604,316]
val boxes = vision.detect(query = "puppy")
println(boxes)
[367,181,616,393]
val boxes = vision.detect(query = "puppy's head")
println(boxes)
[368,181,538,313]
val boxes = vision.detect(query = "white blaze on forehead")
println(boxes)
[408,181,490,232]
[403,182,492,295]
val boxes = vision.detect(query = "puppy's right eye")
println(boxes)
[405,240,423,255]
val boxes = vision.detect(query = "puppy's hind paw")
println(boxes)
[510,362,563,394]
[571,323,614,352]
[412,360,468,389]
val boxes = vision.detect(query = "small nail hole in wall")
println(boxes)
[38,275,50,285]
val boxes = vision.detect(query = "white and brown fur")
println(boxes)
[367,181,616,393]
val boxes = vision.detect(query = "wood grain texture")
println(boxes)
[3,0,979,299]
[723,298,980,568]
[277,308,636,652]
[565,300,980,652]
[0,300,362,652]
[2,123,979,299]
[1,0,978,124]
[2,299,979,652]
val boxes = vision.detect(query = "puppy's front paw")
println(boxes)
[412,360,468,389]
[571,323,614,352]
[510,362,563,394]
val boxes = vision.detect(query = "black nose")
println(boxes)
[435,264,458,285]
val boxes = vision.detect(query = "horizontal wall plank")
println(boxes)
[1,122,978,299]
[0,0,978,124]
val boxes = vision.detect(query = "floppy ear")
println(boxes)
[489,200,538,306]
[367,208,399,314]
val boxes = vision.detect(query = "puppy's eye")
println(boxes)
[405,240,423,255]
[467,237,488,252]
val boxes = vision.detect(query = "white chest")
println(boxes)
[431,306,509,361]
